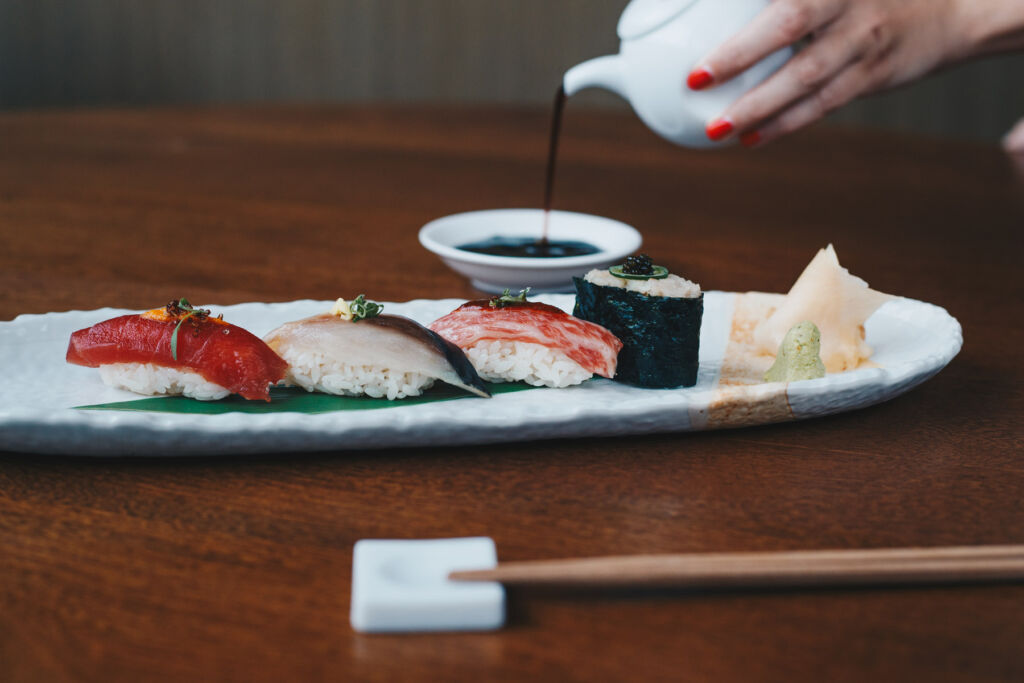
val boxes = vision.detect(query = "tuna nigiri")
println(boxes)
[66,299,288,401]
[263,295,490,400]
[429,289,622,388]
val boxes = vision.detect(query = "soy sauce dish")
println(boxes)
[419,209,642,293]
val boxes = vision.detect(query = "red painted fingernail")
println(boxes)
[740,130,762,148]
[706,118,734,141]
[687,68,714,90]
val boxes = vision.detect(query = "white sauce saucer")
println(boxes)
[419,209,642,293]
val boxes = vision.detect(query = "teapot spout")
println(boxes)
[563,55,627,100]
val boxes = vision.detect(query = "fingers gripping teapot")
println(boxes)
[564,0,791,148]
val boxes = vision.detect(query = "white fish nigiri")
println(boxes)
[264,301,490,400]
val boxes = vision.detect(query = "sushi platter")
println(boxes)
[0,291,961,456]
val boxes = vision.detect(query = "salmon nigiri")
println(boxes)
[429,289,622,388]
[67,299,288,401]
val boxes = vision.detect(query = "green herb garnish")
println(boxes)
[349,294,383,321]
[489,288,531,308]
[166,298,212,361]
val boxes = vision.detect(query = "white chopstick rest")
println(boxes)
[350,537,505,633]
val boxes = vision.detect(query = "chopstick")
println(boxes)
[448,545,1024,588]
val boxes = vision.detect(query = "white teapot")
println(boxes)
[564,0,791,148]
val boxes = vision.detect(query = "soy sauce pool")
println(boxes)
[457,236,600,258]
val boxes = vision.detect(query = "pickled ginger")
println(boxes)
[754,245,893,373]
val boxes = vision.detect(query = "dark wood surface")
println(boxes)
[1,106,1022,682]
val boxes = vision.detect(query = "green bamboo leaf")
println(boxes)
[75,382,540,414]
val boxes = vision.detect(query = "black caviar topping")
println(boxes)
[622,254,655,276]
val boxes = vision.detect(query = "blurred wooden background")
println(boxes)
[2,0,1022,142]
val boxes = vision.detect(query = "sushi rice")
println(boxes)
[98,363,231,401]
[584,269,701,297]
[281,348,435,400]
[465,340,591,388]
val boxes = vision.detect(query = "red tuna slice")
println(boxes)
[67,314,288,401]
[429,300,622,379]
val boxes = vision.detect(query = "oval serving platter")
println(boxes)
[0,294,961,456]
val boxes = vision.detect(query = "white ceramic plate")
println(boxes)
[0,294,961,456]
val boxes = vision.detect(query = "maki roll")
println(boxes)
[573,255,703,388]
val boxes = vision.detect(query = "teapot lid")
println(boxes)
[618,0,699,40]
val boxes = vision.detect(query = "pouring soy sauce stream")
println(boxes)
[457,87,600,259]
[458,0,790,261]
[540,86,568,245]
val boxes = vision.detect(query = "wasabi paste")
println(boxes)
[763,321,827,383]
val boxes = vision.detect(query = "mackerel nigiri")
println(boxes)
[66,299,288,401]
[263,296,490,400]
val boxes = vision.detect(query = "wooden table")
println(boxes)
[1,106,1022,682]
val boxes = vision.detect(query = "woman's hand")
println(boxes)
[1005,119,1024,155]
[687,0,1024,146]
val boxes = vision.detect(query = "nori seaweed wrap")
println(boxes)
[573,276,703,388]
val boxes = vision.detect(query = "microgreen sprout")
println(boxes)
[167,298,211,361]
[349,295,383,322]
[489,288,531,308]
